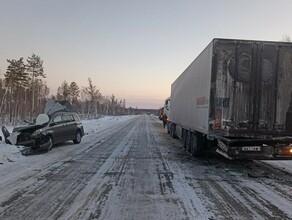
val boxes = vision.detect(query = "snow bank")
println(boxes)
[263,160,292,173]
[0,126,24,165]
[0,144,25,165]
[82,115,135,134]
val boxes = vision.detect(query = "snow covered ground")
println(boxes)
[263,160,292,173]
[0,115,137,166]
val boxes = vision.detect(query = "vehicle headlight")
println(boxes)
[32,128,44,136]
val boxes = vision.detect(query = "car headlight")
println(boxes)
[32,128,44,136]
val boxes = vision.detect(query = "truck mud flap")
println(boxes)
[216,148,234,160]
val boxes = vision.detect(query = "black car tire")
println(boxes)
[73,130,82,144]
[47,136,53,151]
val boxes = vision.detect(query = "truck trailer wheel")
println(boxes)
[182,129,187,148]
[191,133,203,157]
[170,123,176,139]
[186,131,192,153]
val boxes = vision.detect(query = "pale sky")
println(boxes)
[0,0,292,108]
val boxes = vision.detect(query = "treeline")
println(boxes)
[0,53,128,125]
[54,78,127,118]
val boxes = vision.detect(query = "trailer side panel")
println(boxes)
[170,42,213,134]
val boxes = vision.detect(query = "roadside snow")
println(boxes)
[82,115,134,135]
[263,160,292,173]
[0,126,24,165]
[0,115,136,167]
[0,143,24,165]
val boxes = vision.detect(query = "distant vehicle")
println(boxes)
[158,107,164,120]
[167,38,292,160]
[163,97,170,119]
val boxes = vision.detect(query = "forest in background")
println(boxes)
[0,53,134,125]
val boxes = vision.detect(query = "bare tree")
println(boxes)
[83,78,102,115]
[282,35,291,42]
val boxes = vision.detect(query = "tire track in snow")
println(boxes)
[150,117,292,220]
[65,117,140,219]
[0,116,138,206]
[2,115,292,219]
[88,115,194,220]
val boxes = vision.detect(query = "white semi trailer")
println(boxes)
[168,38,292,160]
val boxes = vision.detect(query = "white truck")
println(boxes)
[168,38,292,160]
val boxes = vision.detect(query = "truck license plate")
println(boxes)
[242,146,261,151]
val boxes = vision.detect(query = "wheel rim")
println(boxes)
[76,132,81,142]
[47,137,53,150]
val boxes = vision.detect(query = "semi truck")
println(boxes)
[167,38,292,160]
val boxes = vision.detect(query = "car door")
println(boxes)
[50,114,66,143]
[61,113,76,140]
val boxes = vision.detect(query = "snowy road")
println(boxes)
[1,115,292,219]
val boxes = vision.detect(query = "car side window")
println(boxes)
[70,114,75,121]
[62,114,72,123]
[73,114,81,121]
[52,115,62,124]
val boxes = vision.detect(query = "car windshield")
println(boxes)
[35,114,49,125]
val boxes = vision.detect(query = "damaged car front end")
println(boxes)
[2,99,84,153]
[3,113,52,152]
[31,132,53,151]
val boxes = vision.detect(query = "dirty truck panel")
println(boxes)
[212,40,292,136]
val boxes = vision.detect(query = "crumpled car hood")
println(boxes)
[45,99,71,116]
[13,124,47,133]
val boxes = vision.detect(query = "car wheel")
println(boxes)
[73,130,82,144]
[47,136,53,151]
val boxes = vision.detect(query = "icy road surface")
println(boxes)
[1,115,292,219]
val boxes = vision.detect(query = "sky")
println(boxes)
[0,0,292,109]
